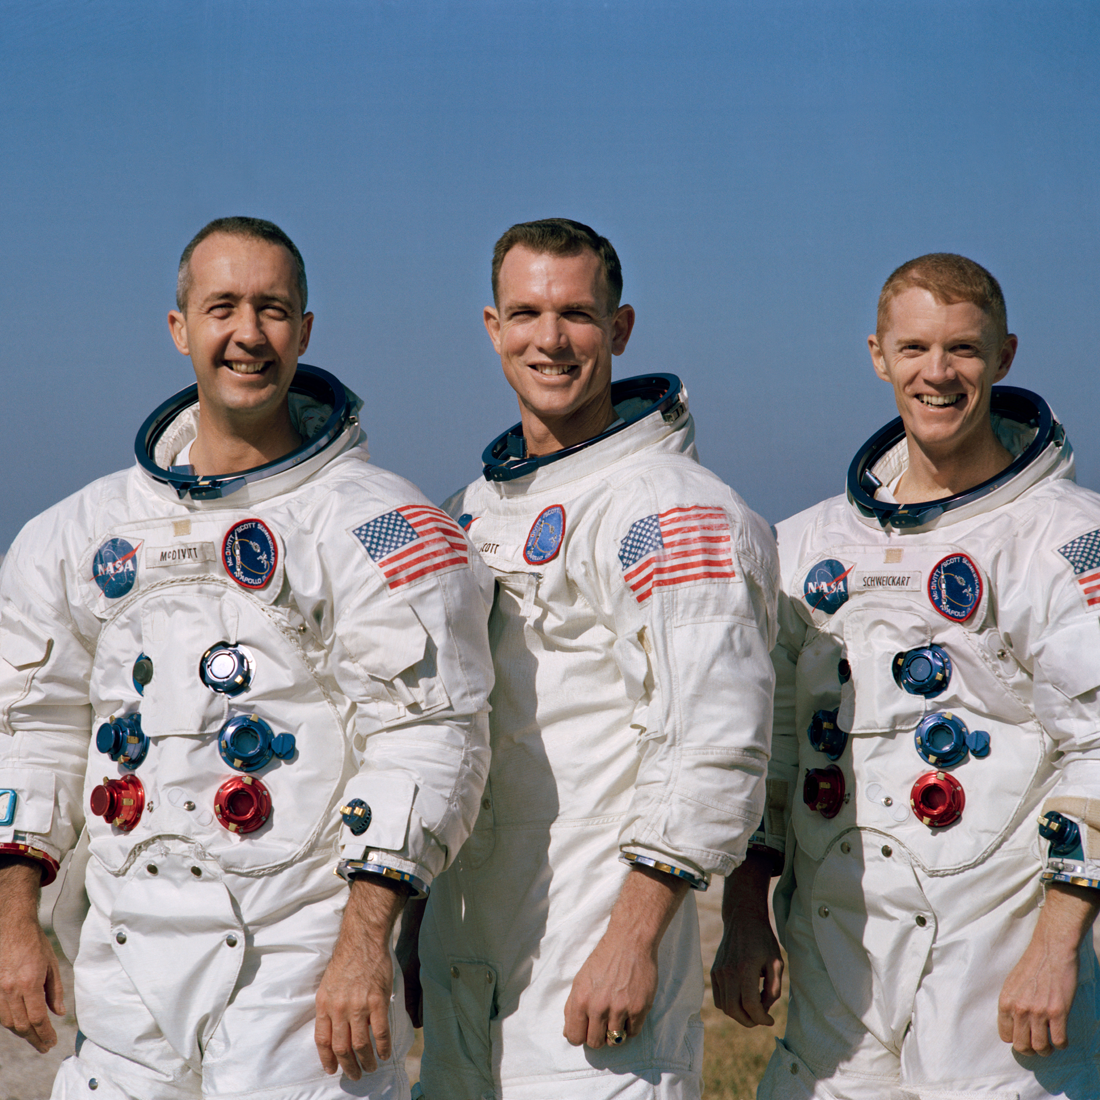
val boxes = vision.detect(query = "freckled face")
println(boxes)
[868,287,1015,456]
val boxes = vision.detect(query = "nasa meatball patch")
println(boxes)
[222,519,278,590]
[92,537,141,599]
[524,505,566,565]
[804,559,852,615]
[928,553,982,622]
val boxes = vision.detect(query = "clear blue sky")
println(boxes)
[3,0,1098,551]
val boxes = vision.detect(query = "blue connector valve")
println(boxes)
[132,653,153,695]
[217,714,295,772]
[893,646,952,697]
[96,714,150,770]
[340,798,372,836]
[808,709,848,760]
[200,644,254,696]
[1038,811,1083,859]
[913,712,971,768]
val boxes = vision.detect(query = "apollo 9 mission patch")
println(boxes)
[92,537,141,599]
[222,519,278,590]
[928,553,982,622]
[524,504,566,565]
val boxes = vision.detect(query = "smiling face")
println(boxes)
[484,245,635,455]
[168,233,313,433]
[868,286,1016,463]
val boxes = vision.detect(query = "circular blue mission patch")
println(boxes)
[222,519,278,590]
[928,553,982,622]
[803,558,852,615]
[524,504,565,565]
[92,537,140,599]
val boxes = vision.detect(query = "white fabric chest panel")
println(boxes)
[81,513,348,876]
[789,540,1048,873]
[466,500,640,827]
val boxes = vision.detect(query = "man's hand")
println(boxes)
[997,882,1099,1056]
[315,876,408,1080]
[395,895,426,1028]
[563,864,688,1048]
[711,850,783,1027]
[0,859,65,1053]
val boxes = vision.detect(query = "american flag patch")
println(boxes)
[353,505,469,589]
[1057,528,1100,609]
[618,505,735,604]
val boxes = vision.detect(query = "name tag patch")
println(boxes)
[852,570,922,592]
[146,543,217,568]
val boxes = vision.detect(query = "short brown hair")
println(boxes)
[491,218,623,312]
[877,253,1008,341]
[176,216,308,312]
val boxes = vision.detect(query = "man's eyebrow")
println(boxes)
[504,299,600,313]
[197,290,298,309]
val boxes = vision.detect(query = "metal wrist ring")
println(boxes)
[606,1029,626,1045]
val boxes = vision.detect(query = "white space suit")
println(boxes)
[755,388,1100,1100]
[0,367,494,1100]
[417,375,779,1100]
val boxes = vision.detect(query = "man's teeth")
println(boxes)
[534,364,575,376]
[227,362,266,374]
[919,394,961,406]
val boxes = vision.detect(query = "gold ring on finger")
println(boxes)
[606,1029,626,1045]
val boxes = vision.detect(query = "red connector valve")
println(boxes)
[803,765,846,819]
[214,775,272,834]
[910,770,965,827]
[89,775,145,832]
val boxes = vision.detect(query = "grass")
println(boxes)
[700,985,787,1099]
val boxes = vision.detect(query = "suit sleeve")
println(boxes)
[0,517,96,883]
[328,499,495,893]
[607,489,779,886]
[1023,520,1100,890]
[752,588,805,863]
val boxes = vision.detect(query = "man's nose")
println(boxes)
[534,313,567,351]
[234,306,265,345]
[925,347,955,381]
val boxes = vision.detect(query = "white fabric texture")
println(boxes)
[760,405,1100,1098]
[0,382,494,1096]
[418,389,779,1099]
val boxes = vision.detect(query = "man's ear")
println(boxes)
[168,310,190,356]
[298,312,314,355]
[868,333,890,383]
[611,304,636,356]
[994,334,1018,383]
[484,306,502,354]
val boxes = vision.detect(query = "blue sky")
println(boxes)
[3,0,1098,550]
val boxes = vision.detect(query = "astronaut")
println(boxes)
[0,218,494,1100]
[712,254,1100,1099]
[405,218,779,1099]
